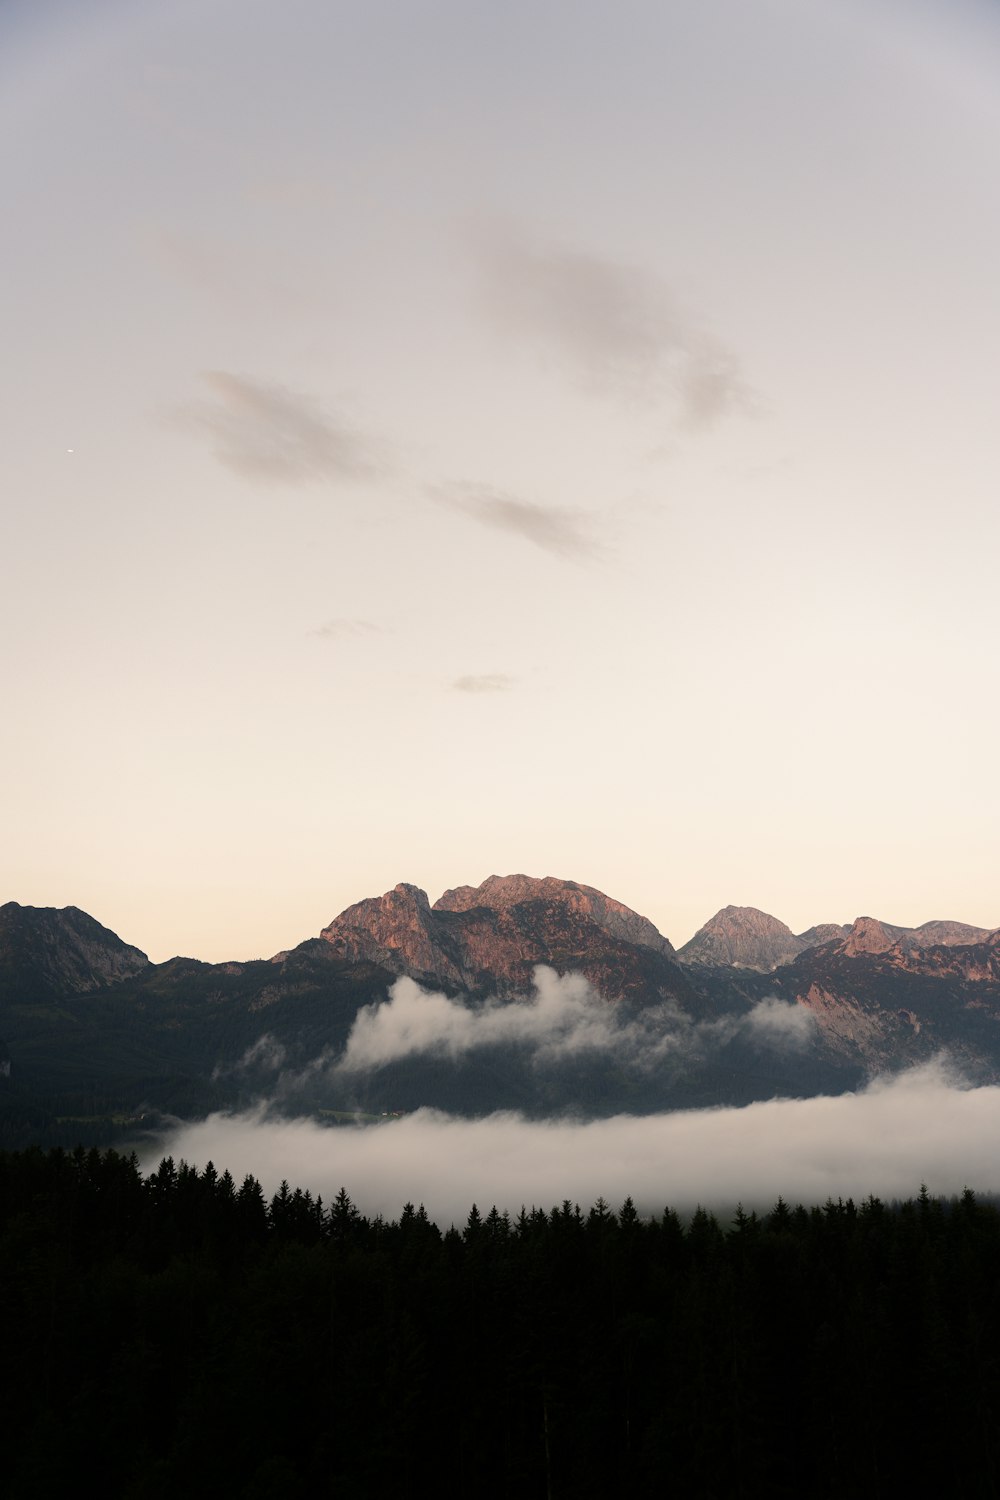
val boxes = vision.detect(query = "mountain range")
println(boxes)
[1,875,998,1147]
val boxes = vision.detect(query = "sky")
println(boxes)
[3,0,999,964]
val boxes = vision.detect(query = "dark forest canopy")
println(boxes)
[4,1147,1000,1497]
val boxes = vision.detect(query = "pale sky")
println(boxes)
[3,0,998,963]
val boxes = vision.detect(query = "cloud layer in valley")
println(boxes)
[148,1061,1000,1226]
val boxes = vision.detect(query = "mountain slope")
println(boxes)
[770,920,1000,1072]
[0,902,149,1001]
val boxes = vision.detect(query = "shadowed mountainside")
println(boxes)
[0,902,149,1000]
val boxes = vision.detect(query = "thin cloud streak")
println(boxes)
[149,1062,1000,1226]
[310,618,383,641]
[177,371,382,485]
[473,228,752,426]
[432,481,602,562]
[453,673,515,694]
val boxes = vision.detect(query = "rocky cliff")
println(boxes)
[772,923,1000,1070]
[320,874,691,1003]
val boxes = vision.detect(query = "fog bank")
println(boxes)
[144,1060,1000,1225]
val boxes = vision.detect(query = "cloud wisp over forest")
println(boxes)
[150,1060,1000,1227]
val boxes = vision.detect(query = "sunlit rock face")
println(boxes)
[833,916,996,965]
[321,883,467,987]
[320,874,691,1003]
[0,902,149,1000]
[766,921,1000,1073]
[434,874,676,956]
[841,916,904,958]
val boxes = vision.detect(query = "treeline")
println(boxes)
[4,1148,1000,1497]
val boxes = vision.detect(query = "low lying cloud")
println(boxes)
[212,1033,288,1081]
[473,229,751,427]
[431,480,602,562]
[212,1031,337,1095]
[337,968,814,1074]
[452,673,515,693]
[742,995,816,1048]
[148,1062,1000,1225]
[177,371,381,485]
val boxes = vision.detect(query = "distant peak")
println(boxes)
[797,923,851,948]
[391,882,431,908]
[433,874,674,955]
[435,874,583,912]
[677,906,805,972]
[839,915,995,957]
[842,916,899,956]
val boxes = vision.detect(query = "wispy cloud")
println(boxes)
[336,967,815,1073]
[177,371,382,485]
[742,995,816,1048]
[432,481,602,562]
[473,228,751,427]
[211,1033,287,1082]
[310,618,383,641]
[453,673,515,694]
[150,1061,998,1226]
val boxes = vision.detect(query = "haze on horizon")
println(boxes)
[3,0,999,965]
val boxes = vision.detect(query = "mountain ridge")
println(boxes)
[319,874,691,1004]
[677,905,995,973]
[2,877,999,1150]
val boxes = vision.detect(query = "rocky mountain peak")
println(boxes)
[677,906,807,972]
[433,874,675,956]
[841,916,903,957]
[317,874,687,1001]
[910,919,994,948]
[320,882,461,983]
[796,923,851,947]
[0,902,149,1000]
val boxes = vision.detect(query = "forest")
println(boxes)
[3,1146,1000,1497]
